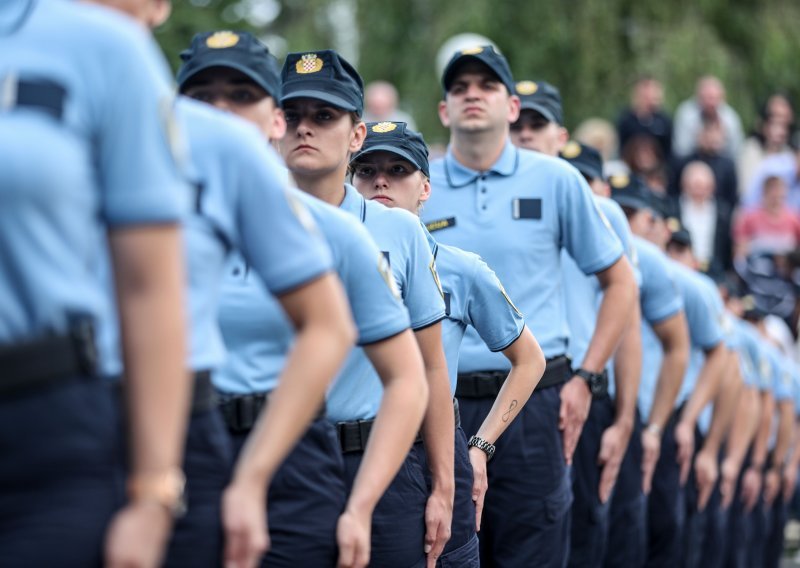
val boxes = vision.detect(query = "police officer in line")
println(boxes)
[555,141,644,567]
[277,50,454,568]
[665,229,742,568]
[422,45,637,566]
[511,78,643,566]
[177,31,429,568]
[349,121,547,565]
[597,180,690,568]
[1,1,191,566]
[511,81,644,563]
[88,5,358,568]
[615,182,728,567]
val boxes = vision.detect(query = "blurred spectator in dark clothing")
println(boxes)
[734,175,800,260]
[617,76,672,159]
[739,93,796,200]
[669,113,738,209]
[622,134,669,193]
[677,160,733,276]
[673,75,744,160]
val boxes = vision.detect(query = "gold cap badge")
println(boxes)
[460,46,484,55]
[516,81,538,96]
[609,173,630,188]
[371,122,397,134]
[667,217,681,232]
[206,31,240,49]
[296,53,324,74]
[562,141,582,159]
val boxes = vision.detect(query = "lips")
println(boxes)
[371,195,393,204]
[294,144,316,152]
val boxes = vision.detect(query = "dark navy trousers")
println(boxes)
[343,441,428,568]
[604,412,647,568]
[0,376,125,568]
[164,407,234,567]
[459,385,572,568]
[645,409,685,568]
[568,395,615,568]
[417,426,480,567]
[230,417,347,567]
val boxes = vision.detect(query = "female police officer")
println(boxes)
[1,1,190,566]
[176,30,430,568]
[82,5,358,568]
[277,50,455,568]
[349,121,547,565]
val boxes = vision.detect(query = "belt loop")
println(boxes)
[358,419,371,449]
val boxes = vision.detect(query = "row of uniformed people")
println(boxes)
[8,3,800,567]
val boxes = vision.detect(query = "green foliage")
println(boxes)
[160,0,800,145]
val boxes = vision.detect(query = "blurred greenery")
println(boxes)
[157,0,800,146]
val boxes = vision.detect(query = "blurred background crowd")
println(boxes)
[157,0,800,351]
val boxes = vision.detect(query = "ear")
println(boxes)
[507,94,521,123]
[150,0,172,28]
[350,120,367,153]
[437,100,450,128]
[419,175,432,204]
[269,107,287,142]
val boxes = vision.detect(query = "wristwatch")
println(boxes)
[574,368,608,397]
[128,467,187,519]
[468,435,496,461]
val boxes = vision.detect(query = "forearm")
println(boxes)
[232,322,352,486]
[581,258,637,373]
[647,314,690,431]
[789,422,800,469]
[702,353,741,454]
[681,344,726,427]
[771,400,795,469]
[725,387,761,469]
[112,227,190,477]
[421,366,455,493]
[752,393,776,467]
[348,358,428,515]
[611,304,642,433]
[475,328,544,443]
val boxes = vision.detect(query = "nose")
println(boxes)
[373,171,389,189]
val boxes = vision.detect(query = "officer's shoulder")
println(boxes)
[62,3,164,66]
[632,236,665,266]
[177,98,263,149]
[517,147,582,180]
[436,242,483,272]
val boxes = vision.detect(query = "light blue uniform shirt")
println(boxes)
[732,317,762,390]
[423,142,623,370]
[99,99,333,374]
[634,237,685,420]
[0,1,186,348]
[670,261,724,410]
[215,189,410,394]
[326,185,446,422]
[561,197,630,397]
[792,366,800,416]
[423,229,525,394]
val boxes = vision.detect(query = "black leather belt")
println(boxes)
[0,318,98,397]
[191,371,217,414]
[218,390,325,433]
[455,355,572,399]
[337,398,461,454]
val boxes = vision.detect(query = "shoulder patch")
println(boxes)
[430,257,444,299]
[377,251,400,299]
[426,217,456,232]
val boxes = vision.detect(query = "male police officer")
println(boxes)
[422,46,637,567]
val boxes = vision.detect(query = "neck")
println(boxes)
[292,167,348,207]
[449,128,508,172]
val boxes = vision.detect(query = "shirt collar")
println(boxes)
[443,139,519,188]
[339,183,366,222]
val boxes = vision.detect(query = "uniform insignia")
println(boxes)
[515,81,538,96]
[426,217,456,232]
[667,217,681,233]
[498,281,522,316]
[609,174,629,189]
[561,141,581,159]
[296,53,324,74]
[206,31,240,49]
[760,357,771,384]
[371,122,397,134]
[443,292,451,316]
[284,190,320,236]
[430,258,444,299]
[377,252,400,299]
[460,46,484,55]
[159,95,189,173]
[742,295,755,311]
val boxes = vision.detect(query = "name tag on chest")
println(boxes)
[512,198,542,220]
